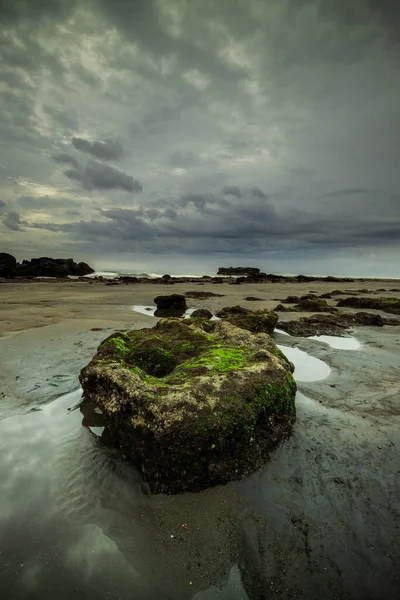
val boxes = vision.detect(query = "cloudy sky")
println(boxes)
[0,0,399,276]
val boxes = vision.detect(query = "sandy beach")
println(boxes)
[0,278,399,599]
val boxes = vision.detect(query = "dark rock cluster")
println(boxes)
[0,253,94,278]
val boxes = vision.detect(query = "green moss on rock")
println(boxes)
[80,318,296,494]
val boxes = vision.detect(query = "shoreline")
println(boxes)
[0,279,399,598]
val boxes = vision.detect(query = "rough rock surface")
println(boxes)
[154,294,187,310]
[337,296,400,315]
[79,319,296,494]
[190,308,213,319]
[216,306,278,335]
[277,312,399,337]
[295,295,336,313]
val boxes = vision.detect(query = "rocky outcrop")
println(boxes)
[277,312,399,337]
[0,254,94,278]
[216,306,278,335]
[295,296,336,313]
[185,291,224,299]
[154,294,187,310]
[337,296,400,315]
[0,253,17,278]
[190,309,213,319]
[79,318,296,494]
[217,267,260,276]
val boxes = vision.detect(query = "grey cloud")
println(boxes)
[323,188,370,198]
[31,187,400,256]
[43,105,78,131]
[52,153,80,169]
[2,210,23,231]
[164,208,178,220]
[65,160,142,192]
[222,186,243,198]
[0,200,7,213]
[72,137,125,161]
[1,0,399,274]
[0,0,77,24]
[15,195,80,209]
[145,208,161,220]
[72,64,102,88]
[169,151,199,168]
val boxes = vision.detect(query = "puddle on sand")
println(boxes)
[133,305,220,320]
[309,335,361,350]
[277,344,331,382]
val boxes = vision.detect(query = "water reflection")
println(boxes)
[277,344,331,382]
[309,334,361,350]
[0,391,252,599]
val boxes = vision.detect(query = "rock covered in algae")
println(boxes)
[79,318,296,494]
[216,305,278,335]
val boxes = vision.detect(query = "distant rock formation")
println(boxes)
[0,254,94,278]
[217,267,260,276]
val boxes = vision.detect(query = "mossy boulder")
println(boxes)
[79,318,296,494]
[295,296,336,313]
[216,306,278,335]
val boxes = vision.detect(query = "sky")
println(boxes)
[0,0,399,276]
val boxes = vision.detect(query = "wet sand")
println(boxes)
[0,279,399,599]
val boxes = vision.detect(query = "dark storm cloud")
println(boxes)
[0,200,7,214]
[52,153,80,169]
[30,185,400,256]
[65,160,142,192]
[72,138,125,161]
[1,0,399,274]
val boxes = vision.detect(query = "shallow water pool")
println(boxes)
[277,344,331,382]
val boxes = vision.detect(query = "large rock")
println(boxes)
[79,319,296,494]
[295,295,336,313]
[337,296,400,315]
[0,252,17,278]
[154,294,187,310]
[216,305,278,336]
[217,266,260,276]
[277,312,398,337]
[1,256,95,278]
